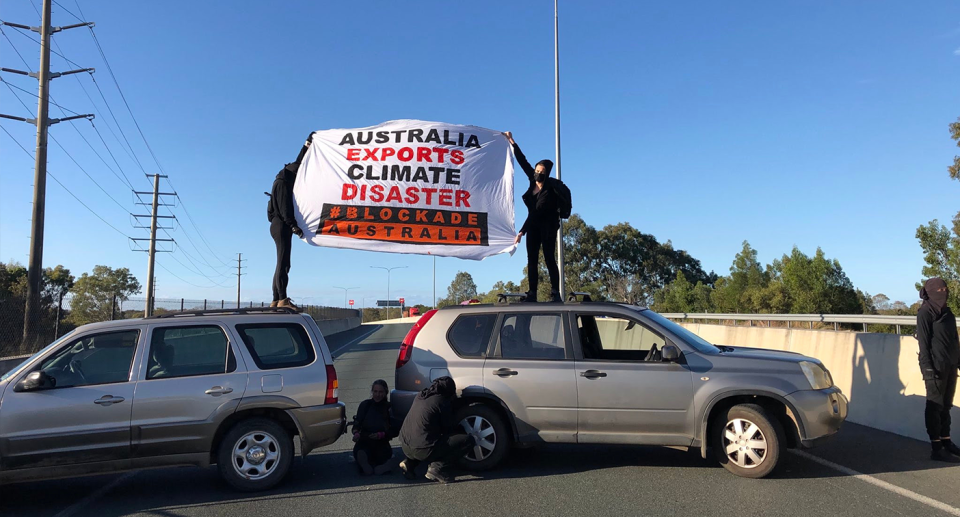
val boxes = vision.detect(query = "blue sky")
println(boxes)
[1,1,959,308]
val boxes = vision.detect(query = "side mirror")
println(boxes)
[662,345,681,363]
[14,371,55,392]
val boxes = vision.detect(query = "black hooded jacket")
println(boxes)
[917,278,960,379]
[399,377,457,451]
[267,142,310,230]
[513,143,561,234]
[352,398,396,439]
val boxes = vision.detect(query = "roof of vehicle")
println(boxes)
[69,308,310,332]
[435,301,650,313]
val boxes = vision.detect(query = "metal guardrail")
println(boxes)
[660,313,918,334]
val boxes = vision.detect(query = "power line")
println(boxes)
[155,259,231,289]
[52,0,83,22]
[0,18,85,69]
[1,77,81,115]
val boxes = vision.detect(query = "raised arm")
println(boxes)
[504,131,535,180]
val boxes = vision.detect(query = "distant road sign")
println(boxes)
[349,300,354,306]
[399,297,405,305]
[377,300,402,307]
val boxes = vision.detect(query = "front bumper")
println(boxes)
[287,402,347,455]
[788,387,848,448]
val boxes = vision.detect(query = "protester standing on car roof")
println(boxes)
[267,134,311,310]
[398,376,475,483]
[352,379,398,475]
[503,131,571,303]
[916,277,960,463]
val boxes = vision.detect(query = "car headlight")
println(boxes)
[799,361,834,390]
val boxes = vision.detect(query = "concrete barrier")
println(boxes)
[680,323,948,442]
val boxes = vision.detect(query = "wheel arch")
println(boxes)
[699,390,803,459]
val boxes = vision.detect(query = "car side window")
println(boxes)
[235,323,316,370]
[448,314,497,357]
[147,325,233,380]
[37,329,140,388]
[578,314,665,361]
[498,313,566,360]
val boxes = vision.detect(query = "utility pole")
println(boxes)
[333,286,358,308]
[554,0,566,300]
[236,253,246,308]
[2,1,95,346]
[132,175,174,317]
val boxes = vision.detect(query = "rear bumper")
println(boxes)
[788,388,848,448]
[287,402,347,455]
[390,389,418,420]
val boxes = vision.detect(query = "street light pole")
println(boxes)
[370,266,407,319]
[333,286,358,308]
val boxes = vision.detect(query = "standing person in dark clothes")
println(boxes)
[399,376,475,483]
[503,131,567,303]
[916,277,960,462]
[352,379,398,475]
[267,135,311,310]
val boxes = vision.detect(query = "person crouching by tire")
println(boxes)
[353,379,398,475]
[917,277,960,462]
[398,376,475,483]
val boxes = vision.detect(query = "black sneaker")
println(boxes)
[943,440,960,457]
[521,292,538,303]
[550,291,562,303]
[425,468,454,484]
[400,459,417,480]
[931,449,960,463]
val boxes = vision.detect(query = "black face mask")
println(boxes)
[534,172,547,183]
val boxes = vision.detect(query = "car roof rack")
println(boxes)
[566,292,593,303]
[495,292,528,305]
[146,307,300,319]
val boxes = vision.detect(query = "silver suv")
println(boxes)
[0,308,346,491]
[392,300,848,478]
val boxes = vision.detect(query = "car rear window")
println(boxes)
[235,323,316,370]
[447,314,497,357]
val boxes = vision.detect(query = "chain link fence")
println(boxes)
[1,294,359,358]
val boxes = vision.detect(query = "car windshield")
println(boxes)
[0,332,75,383]
[633,308,720,355]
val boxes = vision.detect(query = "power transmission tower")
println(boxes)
[131,174,175,317]
[1,0,95,346]
[236,253,246,308]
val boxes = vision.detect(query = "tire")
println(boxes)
[217,418,293,491]
[712,403,784,479]
[454,403,510,471]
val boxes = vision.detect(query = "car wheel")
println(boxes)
[454,403,510,471]
[712,403,783,479]
[218,418,293,491]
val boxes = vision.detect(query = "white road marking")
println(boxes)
[330,325,382,357]
[791,450,960,516]
[53,472,136,517]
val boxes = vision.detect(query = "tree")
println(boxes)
[949,116,960,181]
[872,294,891,311]
[478,280,522,304]
[437,271,478,308]
[68,266,141,325]
[915,217,960,313]
[712,241,768,313]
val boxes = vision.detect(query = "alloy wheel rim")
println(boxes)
[232,431,280,480]
[460,415,497,462]
[722,418,767,469]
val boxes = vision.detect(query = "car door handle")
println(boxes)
[580,370,607,379]
[94,395,125,405]
[205,386,234,396]
[493,368,518,377]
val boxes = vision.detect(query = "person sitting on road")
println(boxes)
[352,379,397,475]
[398,376,475,484]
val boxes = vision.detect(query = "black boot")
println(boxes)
[522,291,538,303]
[931,442,960,462]
[942,439,960,456]
[550,291,562,303]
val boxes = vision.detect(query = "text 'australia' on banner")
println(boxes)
[293,119,517,260]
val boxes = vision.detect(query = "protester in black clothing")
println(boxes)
[267,135,311,310]
[352,379,397,475]
[917,277,960,462]
[504,131,564,303]
[399,376,474,483]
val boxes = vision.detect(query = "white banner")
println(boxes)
[293,119,517,260]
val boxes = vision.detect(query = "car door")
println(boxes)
[572,312,696,446]
[0,328,141,470]
[482,311,578,443]
[130,323,247,460]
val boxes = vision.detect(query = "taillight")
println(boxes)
[324,364,339,404]
[397,309,438,369]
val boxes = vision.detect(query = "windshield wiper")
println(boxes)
[716,345,735,353]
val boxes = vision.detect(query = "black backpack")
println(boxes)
[550,178,572,219]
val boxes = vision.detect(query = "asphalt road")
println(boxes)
[4,322,960,517]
